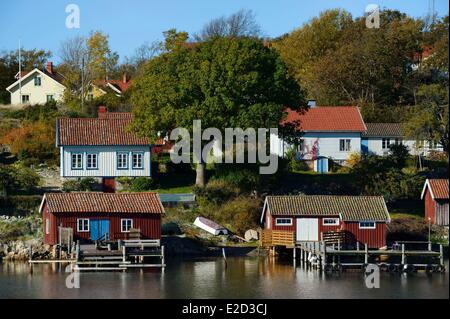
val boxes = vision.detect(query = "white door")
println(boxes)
[296,218,319,241]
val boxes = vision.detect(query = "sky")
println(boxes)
[0,0,448,63]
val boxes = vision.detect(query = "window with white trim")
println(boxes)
[21,95,30,103]
[86,153,98,169]
[71,153,83,169]
[382,138,391,149]
[132,153,143,169]
[339,139,351,152]
[323,218,340,226]
[34,76,41,86]
[77,219,89,232]
[117,152,128,169]
[121,219,133,232]
[46,95,54,102]
[275,218,292,226]
[359,221,376,229]
[45,218,50,235]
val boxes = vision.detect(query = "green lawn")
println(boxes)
[150,171,196,194]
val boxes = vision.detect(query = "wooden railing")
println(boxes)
[321,230,348,246]
[260,230,295,248]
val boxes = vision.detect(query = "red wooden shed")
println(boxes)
[40,192,165,245]
[421,179,449,226]
[261,195,391,248]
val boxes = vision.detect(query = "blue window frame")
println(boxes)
[132,152,144,169]
[117,152,129,169]
[71,153,83,170]
[86,153,98,170]
[359,221,376,229]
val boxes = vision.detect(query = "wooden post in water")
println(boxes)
[440,245,444,268]
[401,244,406,265]
[75,241,80,262]
[364,244,368,264]
[357,242,360,251]
[122,245,126,263]
[321,241,326,270]
[161,245,165,272]
[222,247,227,269]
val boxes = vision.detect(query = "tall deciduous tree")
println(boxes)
[130,35,306,185]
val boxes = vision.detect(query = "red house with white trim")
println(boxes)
[261,195,391,248]
[421,179,449,226]
[40,192,165,245]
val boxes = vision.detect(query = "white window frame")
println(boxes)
[34,76,41,86]
[275,218,293,226]
[121,219,133,233]
[77,218,90,232]
[21,94,30,103]
[86,153,98,170]
[359,221,376,229]
[132,152,144,169]
[382,138,391,149]
[117,152,129,169]
[45,218,50,235]
[46,94,54,102]
[323,218,340,226]
[339,139,351,152]
[71,153,83,170]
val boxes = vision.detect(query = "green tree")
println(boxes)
[403,84,449,154]
[130,35,305,186]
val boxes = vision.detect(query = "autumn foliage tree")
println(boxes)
[0,121,57,163]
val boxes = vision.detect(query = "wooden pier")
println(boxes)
[293,241,445,273]
[29,239,165,272]
[261,230,446,273]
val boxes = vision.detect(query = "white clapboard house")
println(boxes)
[56,106,152,192]
[271,105,443,173]
[6,62,66,105]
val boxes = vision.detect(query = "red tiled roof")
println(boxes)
[57,115,149,146]
[427,179,449,200]
[98,112,133,119]
[362,123,403,137]
[94,79,133,92]
[282,106,366,132]
[43,192,164,214]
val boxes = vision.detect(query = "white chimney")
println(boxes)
[307,100,317,108]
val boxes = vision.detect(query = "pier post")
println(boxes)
[75,241,80,262]
[401,244,406,265]
[364,244,368,264]
[161,245,165,269]
[122,245,126,263]
[357,242,360,251]
[440,245,444,268]
[293,247,296,261]
[322,241,326,270]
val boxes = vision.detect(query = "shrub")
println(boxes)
[284,148,309,172]
[130,177,157,191]
[211,164,260,192]
[198,197,261,236]
[62,178,98,192]
[0,195,42,216]
[388,143,410,169]
[0,164,41,195]
[193,179,240,206]
[0,120,58,163]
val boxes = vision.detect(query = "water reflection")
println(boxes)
[0,257,448,299]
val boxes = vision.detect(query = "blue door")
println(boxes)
[90,220,110,240]
[361,138,369,154]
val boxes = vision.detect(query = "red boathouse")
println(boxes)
[421,179,449,226]
[261,195,391,249]
[40,192,165,245]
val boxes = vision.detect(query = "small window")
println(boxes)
[297,139,305,153]
[275,218,292,226]
[46,95,54,102]
[339,139,351,152]
[132,152,144,169]
[77,219,89,232]
[86,153,98,170]
[34,77,41,86]
[71,153,83,169]
[21,95,30,103]
[45,219,50,235]
[359,221,376,229]
[117,152,128,169]
[121,219,133,232]
[323,218,340,226]
[382,138,391,149]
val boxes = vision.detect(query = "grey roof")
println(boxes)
[362,123,403,138]
[265,195,390,222]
